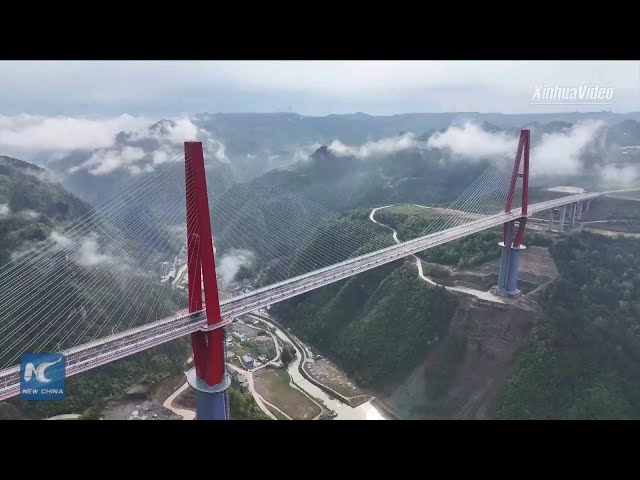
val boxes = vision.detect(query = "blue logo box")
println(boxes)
[20,353,66,400]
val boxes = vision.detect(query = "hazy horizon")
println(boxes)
[1,61,639,117]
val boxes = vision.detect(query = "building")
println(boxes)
[235,373,248,387]
[257,355,268,363]
[232,332,247,342]
[241,355,254,369]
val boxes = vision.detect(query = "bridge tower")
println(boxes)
[491,130,530,298]
[184,141,230,420]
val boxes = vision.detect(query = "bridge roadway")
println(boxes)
[0,191,603,400]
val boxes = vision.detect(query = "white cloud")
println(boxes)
[50,231,75,249]
[531,120,606,176]
[218,249,255,287]
[0,114,150,153]
[328,132,420,159]
[48,231,114,267]
[598,164,640,187]
[427,122,518,160]
[66,116,228,176]
[17,209,40,219]
[425,120,607,176]
[76,236,114,267]
[0,203,10,217]
[70,145,146,175]
[22,167,60,184]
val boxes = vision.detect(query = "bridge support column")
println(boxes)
[559,205,567,232]
[586,199,591,213]
[184,141,228,420]
[491,129,530,299]
[577,201,583,220]
[187,369,231,420]
[491,220,526,298]
[548,209,554,231]
[570,203,577,226]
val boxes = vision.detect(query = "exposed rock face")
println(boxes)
[386,297,541,419]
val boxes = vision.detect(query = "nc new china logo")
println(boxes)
[20,353,66,400]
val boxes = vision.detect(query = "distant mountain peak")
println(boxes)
[310,145,332,160]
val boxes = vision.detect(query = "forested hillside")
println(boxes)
[0,156,90,265]
[272,262,459,388]
[0,157,189,419]
[493,233,640,419]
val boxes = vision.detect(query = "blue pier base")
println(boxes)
[186,368,231,420]
[492,241,526,298]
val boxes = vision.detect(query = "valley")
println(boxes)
[2,110,640,420]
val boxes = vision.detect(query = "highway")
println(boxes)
[0,191,603,401]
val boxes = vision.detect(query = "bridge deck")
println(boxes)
[0,192,602,400]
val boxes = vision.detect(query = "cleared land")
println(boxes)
[253,368,321,420]
[305,358,367,400]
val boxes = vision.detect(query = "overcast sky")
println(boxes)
[1,61,639,117]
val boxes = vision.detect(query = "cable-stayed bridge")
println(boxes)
[0,130,626,415]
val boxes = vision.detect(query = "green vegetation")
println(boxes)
[420,230,502,268]
[375,205,553,269]
[0,157,190,419]
[586,196,640,223]
[493,233,640,419]
[229,384,270,420]
[0,156,90,265]
[4,339,189,419]
[272,261,458,388]
[424,336,467,401]
[375,207,503,267]
[281,345,295,367]
[288,209,393,278]
[253,369,320,419]
[0,401,25,420]
[238,337,276,360]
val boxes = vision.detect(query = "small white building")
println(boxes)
[232,332,247,342]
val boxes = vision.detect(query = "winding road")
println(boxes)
[162,381,195,420]
[245,314,385,420]
[369,205,508,304]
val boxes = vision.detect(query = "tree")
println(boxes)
[281,345,295,367]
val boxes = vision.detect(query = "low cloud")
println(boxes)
[425,120,607,176]
[328,132,419,159]
[0,113,228,177]
[0,114,150,153]
[66,116,228,176]
[17,209,40,220]
[427,122,517,160]
[75,236,115,267]
[50,231,115,267]
[218,248,255,287]
[70,145,147,175]
[531,120,606,176]
[598,164,640,187]
[0,203,10,217]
